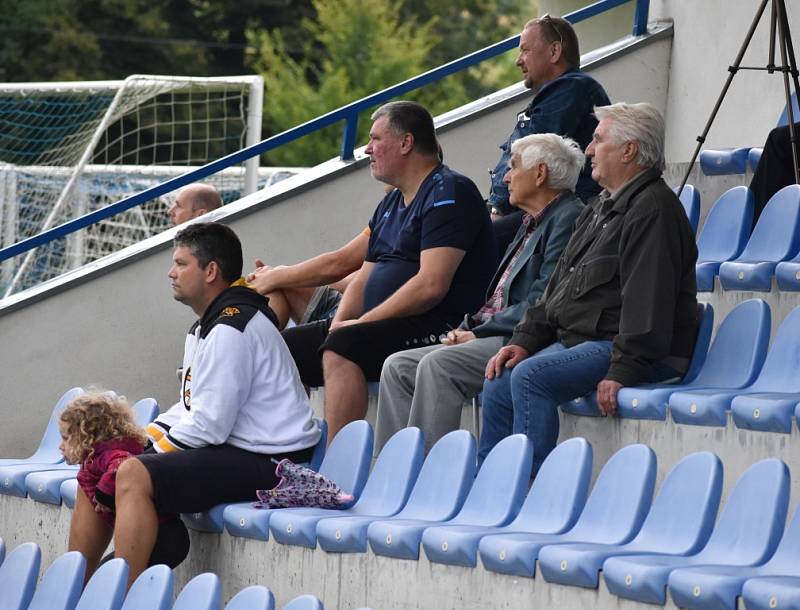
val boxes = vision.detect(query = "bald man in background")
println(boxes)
[168,184,223,226]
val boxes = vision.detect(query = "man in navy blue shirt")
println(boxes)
[489,15,610,251]
[283,101,496,443]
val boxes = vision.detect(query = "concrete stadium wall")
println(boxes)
[0,27,673,458]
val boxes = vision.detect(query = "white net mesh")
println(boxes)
[0,75,282,297]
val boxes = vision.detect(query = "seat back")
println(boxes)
[392,430,476,521]
[350,427,424,515]
[697,458,789,564]
[0,542,41,610]
[691,299,770,388]
[627,452,722,553]
[309,419,327,471]
[120,564,174,610]
[224,586,275,610]
[735,185,800,262]
[682,302,714,384]
[749,305,800,391]
[777,91,799,127]
[27,551,85,610]
[132,398,159,427]
[508,437,592,533]
[675,184,701,232]
[282,595,324,610]
[451,434,532,525]
[696,187,754,263]
[0,537,5,566]
[27,387,84,464]
[75,558,128,610]
[566,444,656,543]
[318,420,373,499]
[172,573,221,610]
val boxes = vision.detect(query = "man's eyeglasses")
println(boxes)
[537,13,564,45]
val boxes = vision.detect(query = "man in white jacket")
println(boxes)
[68,222,321,588]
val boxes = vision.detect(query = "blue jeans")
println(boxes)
[478,341,676,474]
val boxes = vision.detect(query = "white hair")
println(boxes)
[594,102,665,171]
[510,133,585,190]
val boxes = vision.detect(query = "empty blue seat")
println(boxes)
[731,390,800,434]
[670,305,800,427]
[748,148,763,171]
[75,558,128,610]
[603,458,790,605]
[742,576,800,610]
[319,430,475,554]
[676,184,701,232]
[667,493,800,610]
[225,586,275,610]
[282,595,323,610]
[563,302,713,418]
[775,250,800,291]
[699,148,750,176]
[0,387,83,468]
[27,551,85,610]
[61,478,78,509]
[224,420,372,541]
[119,564,174,610]
[269,427,424,549]
[0,542,41,610]
[695,187,754,292]
[776,92,800,128]
[0,537,4,566]
[479,443,654,577]
[537,451,722,589]
[183,418,327,533]
[172,573,221,610]
[617,299,769,420]
[418,436,587,568]
[366,431,477,560]
[718,185,800,291]
[27,397,160,505]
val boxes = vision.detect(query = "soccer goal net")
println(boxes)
[0,74,281,297]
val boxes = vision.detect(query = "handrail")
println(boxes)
[0,0,649,265]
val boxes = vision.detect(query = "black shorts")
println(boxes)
[281,314,453,386]
[137,443,314,514]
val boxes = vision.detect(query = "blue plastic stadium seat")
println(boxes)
[418,436,587,568]
[269,427,424,549]
[75,558,128,610]
[742,576,800,610]
[319,430,475,554]
[27,397,159,505]
[564,303,712,418]
[172,573,221,610]
[27,551,85,610]
[282,595,324,610]
[776,92,799,127]
[0,387,83,468]
[537,452,722,589]
[667,494,800,610]
[718,185,800,291]
[749,148,763,171]
[120,564,174,610]
[675,184,701,232]
[224,420,372,541]
[61,478,78,509]
[775,250,800,291]
[670,305,800,427]
[366,431,477,560]
[479,443,654,578]
[185,418,328,533]
[225,586,275,610]
[0,537,4,566]
[732,391,800,434]
[699,148,751,176]
[617,299,769,420]
[603,458,790,605]
[0,542,41,610]
[695,187,754,292]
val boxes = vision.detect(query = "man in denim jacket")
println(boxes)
[490,15,610,252]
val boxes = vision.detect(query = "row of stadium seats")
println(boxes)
[0,540,358,610]
[566,299,800,430]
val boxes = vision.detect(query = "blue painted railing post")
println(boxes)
[340,113,359,160]
[633,0,650,36]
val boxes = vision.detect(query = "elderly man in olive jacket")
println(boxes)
[480,102,698,474]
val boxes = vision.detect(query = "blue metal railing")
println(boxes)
[0,0,649,265]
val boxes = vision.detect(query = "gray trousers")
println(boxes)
[375,335,504,453]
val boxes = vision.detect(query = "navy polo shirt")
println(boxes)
[364,164,496,322]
